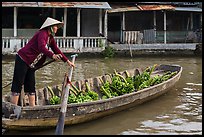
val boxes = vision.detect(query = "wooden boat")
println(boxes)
[2,64,182,131]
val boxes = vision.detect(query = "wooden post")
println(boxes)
[77,9,81,37]
[99,9,102,34]
[163,10,167,44]
[122,12,125,43]
[55,54,77,135]
[104,10,108,39]
[14,7,17,37]
[63,8,67,37]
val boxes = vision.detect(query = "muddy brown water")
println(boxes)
[2,56,202,135]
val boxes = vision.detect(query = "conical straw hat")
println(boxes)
[40,17,63,30]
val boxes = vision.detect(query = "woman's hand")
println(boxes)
[52,54,62,61]
[67,60,75,68]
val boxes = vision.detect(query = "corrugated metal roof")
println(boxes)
[108,4,175,13]
[137,2,201,6]
[137,5,175,11]
[2,2,39,7]
[38,2,111,9]
[174,7,202,12]
[108,6,140,13]
[2,2,111,9]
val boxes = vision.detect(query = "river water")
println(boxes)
[2,55,202,135]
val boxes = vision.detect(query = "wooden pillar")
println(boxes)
[77,8,81,37]
[99,9,102,34]
[200,14,202,29]
[163,10,166,44]
[153,11,157,42]
[14,7,17,37]
[190,13,193,30]
[122,12,125,43]
[122,12,125,30]
[63,8,67,37]
[104,10,108,39]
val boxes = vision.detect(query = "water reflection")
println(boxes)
[120,81,202,135]
[121,121,202,135]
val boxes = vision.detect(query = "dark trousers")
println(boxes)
[11,54,36,95]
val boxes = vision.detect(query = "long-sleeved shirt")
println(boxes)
[18,29,68,68]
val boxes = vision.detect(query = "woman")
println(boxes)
[11,17,75,107]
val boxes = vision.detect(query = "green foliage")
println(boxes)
[100,64,178,99]
[47,86,61,105]
[101,46,115,58]
[100,70,135,99]
[99,39,104,48]
[67,82,99,104]
[50,95,61,105]
[48,64,178,104]
[133,65,177,90]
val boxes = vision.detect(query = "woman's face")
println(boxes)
[52,25,58,34]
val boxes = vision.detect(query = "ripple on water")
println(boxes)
[183,87,194,91]
[169,118,188,125]
[186,92,202,97]
[120,120,202,135]
[186,83,202,86]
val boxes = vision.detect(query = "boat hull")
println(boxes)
[2,64,182,130]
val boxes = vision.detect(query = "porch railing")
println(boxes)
[123,30,201,44]
[2,37,106,54]
[156,30,202,43]
[123,31,143,44]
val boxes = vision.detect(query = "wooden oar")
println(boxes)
[34,59,55,70]
[55,54,77,135]
[2,59,55,89]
